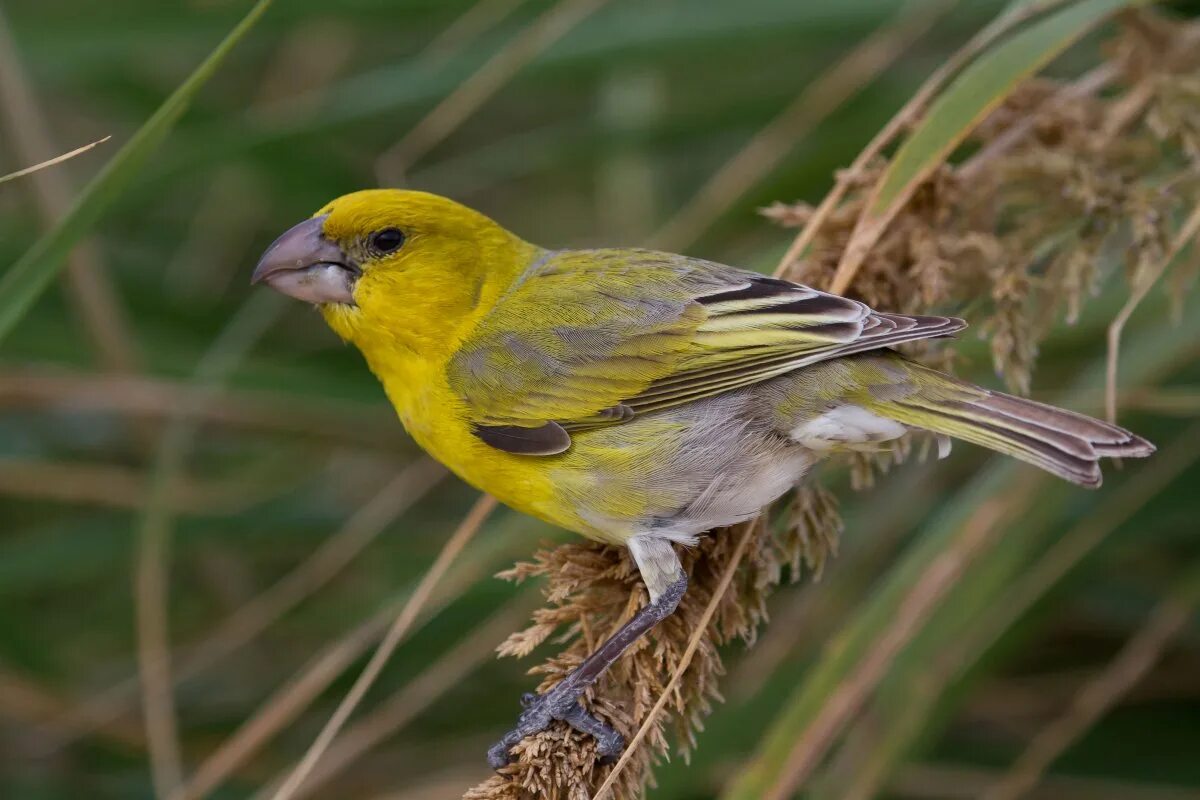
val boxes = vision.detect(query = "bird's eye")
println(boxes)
[370,228,405,253]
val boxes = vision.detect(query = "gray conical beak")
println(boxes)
[252,215,359,305]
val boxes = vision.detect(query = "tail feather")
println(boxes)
[862,367,1154,488]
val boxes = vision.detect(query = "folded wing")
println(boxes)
[445,249,964,453]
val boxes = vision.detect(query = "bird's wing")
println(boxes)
[446,249,964,454]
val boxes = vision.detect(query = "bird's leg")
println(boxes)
[487,536,686,769]
[486,574,686,767]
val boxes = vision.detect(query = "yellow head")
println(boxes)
[252,189,537,359]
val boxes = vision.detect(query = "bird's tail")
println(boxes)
[859,361,1154,488]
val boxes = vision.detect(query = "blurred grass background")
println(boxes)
[1,0,1198,798]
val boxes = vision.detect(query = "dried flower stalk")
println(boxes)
[774,16,1200,397]
[468,12,1200,799]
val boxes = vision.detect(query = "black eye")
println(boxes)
[370,228,405,253]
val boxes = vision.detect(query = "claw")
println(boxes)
[596,736,623,765]
[487,739,517,770]
[487,688,625,770]
[562,701,624,762]
[485,571,687,771]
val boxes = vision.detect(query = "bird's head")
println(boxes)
[252,189,536,356]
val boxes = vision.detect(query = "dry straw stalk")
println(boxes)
[467,9,1200,799]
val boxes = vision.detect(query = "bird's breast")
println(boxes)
[373,362,576,531]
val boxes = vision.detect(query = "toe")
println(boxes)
[487,741,514,770]
[595,729,625,764]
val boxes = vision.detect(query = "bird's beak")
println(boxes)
[251,215,360,306]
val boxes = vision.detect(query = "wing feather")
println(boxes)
[445,250,965,451]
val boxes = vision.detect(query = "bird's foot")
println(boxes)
[486,564,686,771]
[486,686,624,769]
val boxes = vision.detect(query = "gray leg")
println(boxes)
[487,536,686,769]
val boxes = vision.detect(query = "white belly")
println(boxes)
[648,449,813,544]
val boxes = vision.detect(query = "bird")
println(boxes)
[252,189,1154,769]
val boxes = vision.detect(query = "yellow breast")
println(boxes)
[370,348,581,533]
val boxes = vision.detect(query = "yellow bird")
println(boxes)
[252,189,1153,768]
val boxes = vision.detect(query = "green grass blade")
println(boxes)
[721,297,1200,800]
[870,0,1147,216]
[817,423,1200,800]
[832,0,1150,290]
[0,0,275,345]
[720,463,1020,800]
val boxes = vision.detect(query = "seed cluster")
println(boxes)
[468,13,1200,799]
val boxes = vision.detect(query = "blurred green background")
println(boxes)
[1,1,1198,798]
